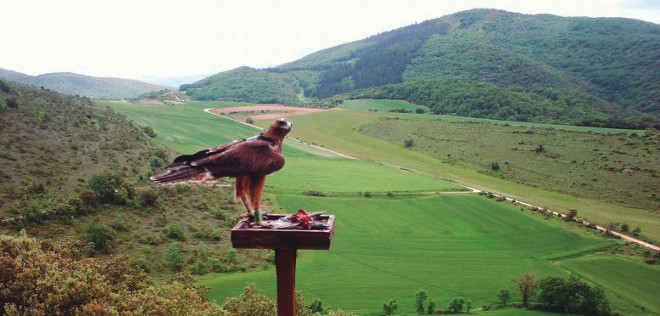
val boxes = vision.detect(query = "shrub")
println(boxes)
[0,232,221,315]
[86,221,116,254]
[446,298,465,314]
[404,139,414,147]
[415,108,426,114]
[383,298,398,315]
[246,117,254,124]
[491,162,501,171]
[137,189,158,207]
[537,275,610,315]
[209,209,227,220]
[166,224,186,241]
[302,190,326,197]
[165,242,184,271]
[88,172,134,205]
[497,287,511,306]
[141,125,157,138]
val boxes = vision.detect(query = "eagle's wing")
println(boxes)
[191,139,285,177]
[166,139,245,168]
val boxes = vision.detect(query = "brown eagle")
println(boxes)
[151,118,292,227]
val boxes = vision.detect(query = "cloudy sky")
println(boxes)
[1,0,659,81]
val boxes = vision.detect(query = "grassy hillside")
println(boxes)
[186,9,660,128]
[359,116,660,211]
[0,82,259,280]
[180,66,303,104]
[0,67,170,99]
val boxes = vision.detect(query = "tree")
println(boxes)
[308,299,324,314]
[620,223,629,232]
[512,272,538,307]
[446,298,465,314]
[383,298,398,315]
[497,287,511,306]
[427,300,436,314]
[633,226,642,236]
[246,117,254,124]
[566,209,578,221]
[466,300,472,313]
[537,275,610,315]
[86,220,115,254]
[166,242,184,271]
[416,290,428,314]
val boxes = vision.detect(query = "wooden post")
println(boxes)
[275,249,297,316]
[231,214,335,316]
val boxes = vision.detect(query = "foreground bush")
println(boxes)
[0,231,222,315]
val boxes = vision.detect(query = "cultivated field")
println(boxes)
[200,194,620,315]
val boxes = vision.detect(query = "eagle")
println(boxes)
[151,118,293,227]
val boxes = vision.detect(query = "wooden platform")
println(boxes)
[230,214,335,250]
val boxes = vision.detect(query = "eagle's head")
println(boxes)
[265,118,292,139]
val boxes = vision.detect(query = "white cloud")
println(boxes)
[0,0,658,80]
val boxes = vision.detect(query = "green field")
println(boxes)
[559,254,660,315]
[339,99,427,113]
[200,194,614,315]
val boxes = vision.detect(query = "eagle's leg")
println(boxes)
[247,175,269,227]
[234,176,254,218]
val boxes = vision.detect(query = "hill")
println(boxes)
[186,9,660,127]
[0,81,250,278]
[0,67,170,99]
[180,66,304,105]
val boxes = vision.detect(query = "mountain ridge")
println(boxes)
[181,9,660,127]
[0,67,171,99]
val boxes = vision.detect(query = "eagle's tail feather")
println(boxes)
[150,165,205,184]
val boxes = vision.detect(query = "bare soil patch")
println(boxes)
[210,104,326,120]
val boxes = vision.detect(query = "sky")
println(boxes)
[1,0,659,81]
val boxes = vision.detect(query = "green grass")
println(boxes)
[266,157,463,195]
[559,254,660,315]
[257,109,660,242]
[360,117,659,211]
[200,194,613,315]
[339,99,427,113]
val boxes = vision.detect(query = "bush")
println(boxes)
[491,162,501,171]
[86,221,116,254]
[88,172,134,205]
[446,298,465,314]
[165,242,185,271]
[137,189,158,207]
[415,108,426,114]
[383,298,398,315]
[537,275,610,315]
[166,224,186,241]
[141,125,157,138]
[246,117,254,124]
[404,139,414,147]
[0,232,221,315]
